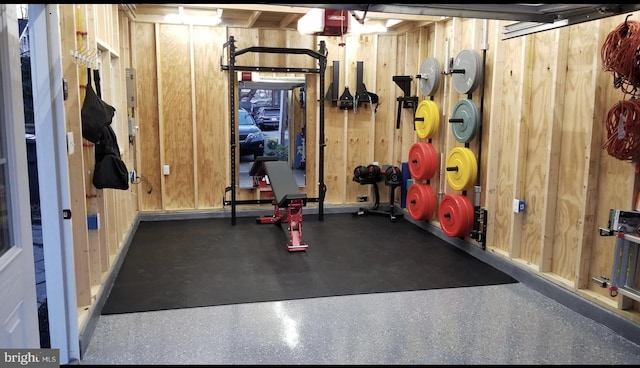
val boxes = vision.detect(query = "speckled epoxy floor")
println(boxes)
[79,283,640,365]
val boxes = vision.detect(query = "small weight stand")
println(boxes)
[352,170,403,223]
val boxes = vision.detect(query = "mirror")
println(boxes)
[238,78,306,189]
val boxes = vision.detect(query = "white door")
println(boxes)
[0,3,41,348]
[28,4,80,364]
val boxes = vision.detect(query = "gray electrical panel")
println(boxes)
[126,68,137,108]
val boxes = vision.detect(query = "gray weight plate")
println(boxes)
[451,99,479,143]
[471,49,484,94]
[418,57,441,97]
[452,49,481,94]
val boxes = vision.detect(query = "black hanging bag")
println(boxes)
[89,68,129,190]
[92,149,129,190]
[93,124,129,190]
[81,67,116,143]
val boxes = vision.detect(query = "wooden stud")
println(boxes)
[60,4,92,307]
[537,28,568,273]
[155,23,166,210]
[189,24,199,209]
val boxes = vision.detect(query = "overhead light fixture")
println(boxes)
[350,19,387,34]
[385,19,402,28]
[164,5,222,26]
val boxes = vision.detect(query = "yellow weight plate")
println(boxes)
[426,100,440,139]
[462,147,478,190]
[415,100,430,139]
[461,148,478,191]
[445,147,477,191]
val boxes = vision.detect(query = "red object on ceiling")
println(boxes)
[322,9,349,36]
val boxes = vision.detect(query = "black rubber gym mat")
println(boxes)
[101,213,517,315]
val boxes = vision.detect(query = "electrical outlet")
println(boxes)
[358,195,368,202]
[513,199,525,213]
[163,165,170,176]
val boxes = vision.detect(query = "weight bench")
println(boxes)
[252,156,308,252]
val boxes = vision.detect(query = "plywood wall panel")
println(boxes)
[590,14,637,304]
[111,4,120,51]
[345,34,377,204]
[258,29,287,75]
[94,4,118,51]
[534,27,569,273]
[286,30,317,71]
[228,28,260,69]
[490,35,524,252]
[574,20,608,289]
[159,24,195,209]
[94,4,107,47]
[393,34,407,171]
[135,22,163,210]
[193,26,227,208]
[519,30,557,266]
[374,35,398,170]
[551,23,598,282]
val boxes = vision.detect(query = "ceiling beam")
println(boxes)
[279,13,299,29]
[246,11,261,28]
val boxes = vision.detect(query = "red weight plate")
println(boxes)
[438,194,461,237]
[408,142,438,180]
[407,183,436,221]
[452,194,474,237]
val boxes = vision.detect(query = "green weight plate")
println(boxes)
[418,57,441,97]
[452,49,481,94]
[451,99,479,143]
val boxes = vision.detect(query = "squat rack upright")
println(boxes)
[221,35,328,226]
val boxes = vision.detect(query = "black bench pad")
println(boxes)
[263,160,306,208]
[249,156,278,177]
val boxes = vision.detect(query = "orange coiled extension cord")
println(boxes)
[603,99,640,162]
[601,16,640,95]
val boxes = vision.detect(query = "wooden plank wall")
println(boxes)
[59,9,640,330]
[58,4,138,327]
